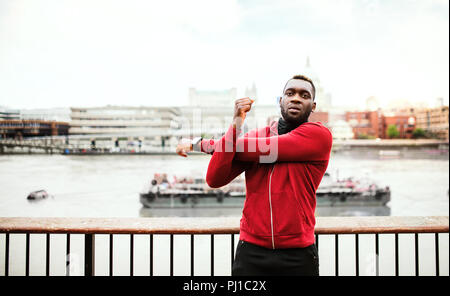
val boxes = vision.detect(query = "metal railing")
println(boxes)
[0,216,448,276]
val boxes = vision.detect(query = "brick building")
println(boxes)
[414,106,449,140]
[0,120,69,139]
[382,115,416,139]
[345,111,383,139]
[345,111,416,139]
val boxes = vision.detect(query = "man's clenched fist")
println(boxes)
[233,97,255,128]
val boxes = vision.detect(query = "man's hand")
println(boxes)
[233,97,255,129]
[176,138,193,157]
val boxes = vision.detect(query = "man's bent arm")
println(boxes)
[234,123,332,163]
[205,125,250,188]
[205,97,255,188]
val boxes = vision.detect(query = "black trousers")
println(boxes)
[232,240,319,276]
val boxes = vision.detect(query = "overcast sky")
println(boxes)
[0,0,448,110]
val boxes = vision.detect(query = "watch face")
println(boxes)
[191,137,202,151]
[193,137,202,145]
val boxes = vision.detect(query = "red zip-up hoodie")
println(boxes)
[199,120,332,249]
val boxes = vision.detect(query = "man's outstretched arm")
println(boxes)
[175,134,250,188]
[175,137,215,156]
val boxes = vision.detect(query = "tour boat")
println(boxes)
[139,172,390,208]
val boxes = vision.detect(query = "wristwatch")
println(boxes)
[191,137,203,152]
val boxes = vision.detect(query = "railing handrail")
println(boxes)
[0,216,448,235]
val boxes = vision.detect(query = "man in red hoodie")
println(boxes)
[176,75,332,276]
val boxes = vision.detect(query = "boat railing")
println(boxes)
[0,216,448,276]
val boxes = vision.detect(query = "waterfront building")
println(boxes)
[20,108,71,122]
[328,120,354,140]
[414,106,449,140]
[174,104,279,142]
[0,120,69,139]
[382,115,416,139]
[0,107,20,120]
[0,107,70,139]
[183,85,281,138]
[345,110,418,139]
[183,61,332,137]
[69,106,180,135]
[66,90,281,151]
[177,105,234,138]
[345,111,383,139]
[183,87,237,137]
[69,106,181,150]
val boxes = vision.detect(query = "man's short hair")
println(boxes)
[285,74,316,100]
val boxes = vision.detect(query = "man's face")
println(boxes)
[279,79,316,125]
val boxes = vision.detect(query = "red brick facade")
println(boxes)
[382,116,415,139]
[345,111,416,139]
[345,111,382,139]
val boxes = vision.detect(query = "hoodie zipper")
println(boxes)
[268,165,275,249]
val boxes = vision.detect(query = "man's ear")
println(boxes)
[312,102,316,112]
[278,96,282,105]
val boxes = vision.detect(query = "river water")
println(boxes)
[0,148,448,218]
[0,148,448,276]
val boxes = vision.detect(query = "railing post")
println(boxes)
[46,233,50,276]
[190,234,194,276]
[375,233,379,276]
[355,234,359,276]
[25,233,30,276]
[415,233,419,276]
[130,234,134,276]
[66,234,70,276]
[170,234,174,276]
[84,234,95,276]
[395,233,399,276]
[335,234,339,276]
[4,233,9,276]
[211,234,214,276]
[150,234,153,276]
[435,233,440,276]
[109,234,113,276]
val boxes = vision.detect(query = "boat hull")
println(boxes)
[139,190,390,208]
[139,192,245,208]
